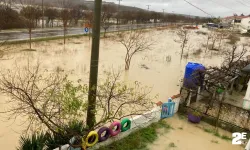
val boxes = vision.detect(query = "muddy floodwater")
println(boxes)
[0,28,247,149]
[149,115,242,150]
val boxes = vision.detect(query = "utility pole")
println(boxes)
[86,0,102,129]
[146,5,150,11]
[163,9,165,25]
[42,0,44,29]
[117,0,122,25]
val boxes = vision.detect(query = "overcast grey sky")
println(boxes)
[102,0,250,17]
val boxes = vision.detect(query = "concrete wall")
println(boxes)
[54,97,180,150]
[241,17,250,30]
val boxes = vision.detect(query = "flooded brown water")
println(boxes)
[148,115,242,150]
[0,28,246,149]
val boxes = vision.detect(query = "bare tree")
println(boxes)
[58,0,72,44]
[175,28,190,60]
[20,5,36,49]
[70,5,87,26]
[84,10,93,40]
[208,30,221,51]
[44,7,58,27]
[101,4,116,38]
[0,63,155,142]
[117,30,154,70]
[0,0,25,30]
[0,41,10,59]
[34,6,42,27]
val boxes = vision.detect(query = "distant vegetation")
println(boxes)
[0,0,211,30]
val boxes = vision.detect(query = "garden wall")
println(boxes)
[53,97,180,150]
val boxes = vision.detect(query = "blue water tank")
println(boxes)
[183,62,205,89]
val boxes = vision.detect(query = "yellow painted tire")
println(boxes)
[85,131,99,147]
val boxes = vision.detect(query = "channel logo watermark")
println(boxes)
[232,132,247,145]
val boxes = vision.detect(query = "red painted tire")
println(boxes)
[97,127,110,142]
[109,121,121,136]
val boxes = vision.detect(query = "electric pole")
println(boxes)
[42,0,44,29]
[117,0,122,25]
[146,5,150,11]
[86,0,102,129]
[163,9,165,25]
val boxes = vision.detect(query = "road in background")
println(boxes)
[0,23,170,42]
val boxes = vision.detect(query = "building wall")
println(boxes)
[241,17,250,30]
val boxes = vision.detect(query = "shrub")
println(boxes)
[227,34,240,45]
[17,133,47,150]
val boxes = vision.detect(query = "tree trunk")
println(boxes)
[212,40,216,50]
[206,37,209,53]
[125,53,131,70]
[104,29,106,38]
[64,27,66,44]
[52,20,54,28]
[180,42,185,60]
[29,29,32,49]
[75,19,78,26]
[125,60,130,70]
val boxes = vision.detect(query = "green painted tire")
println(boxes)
[121,118,131,132]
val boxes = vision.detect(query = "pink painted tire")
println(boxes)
[109,121,121,136]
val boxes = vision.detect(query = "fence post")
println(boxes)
[187,90,192,106]
[196,86,201,103]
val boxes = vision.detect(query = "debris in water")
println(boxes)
[141,64,150,69]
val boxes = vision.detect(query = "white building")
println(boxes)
[241,17,250,30]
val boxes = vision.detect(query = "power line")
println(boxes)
[234,0,250,8]
[207,0,239,13]
[241,0,250,5]
[183,0,215,17]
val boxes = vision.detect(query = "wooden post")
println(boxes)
[86,0,102,129]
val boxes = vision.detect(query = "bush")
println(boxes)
[0,6,27,30]
[17,120,87,150]
[196,31,207,35]
[227,34,240,45]
[193,49,202,56]
[17,133,47,150]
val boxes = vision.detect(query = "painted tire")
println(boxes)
[85,131,99,147]
[121,118,131,132]
[109,121,121,136]
[98,127,110,142]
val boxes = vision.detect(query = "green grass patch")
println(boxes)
[4,27,155,46]
[221,135,232,141]
[203,127,232,141]
[177,114,186,120]
[203,128,213,133]
[5,34,88,45]
[97,120,171,150]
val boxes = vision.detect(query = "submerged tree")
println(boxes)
[101,4,116,38]
[175,28,190,60]
[117,30,154,70]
